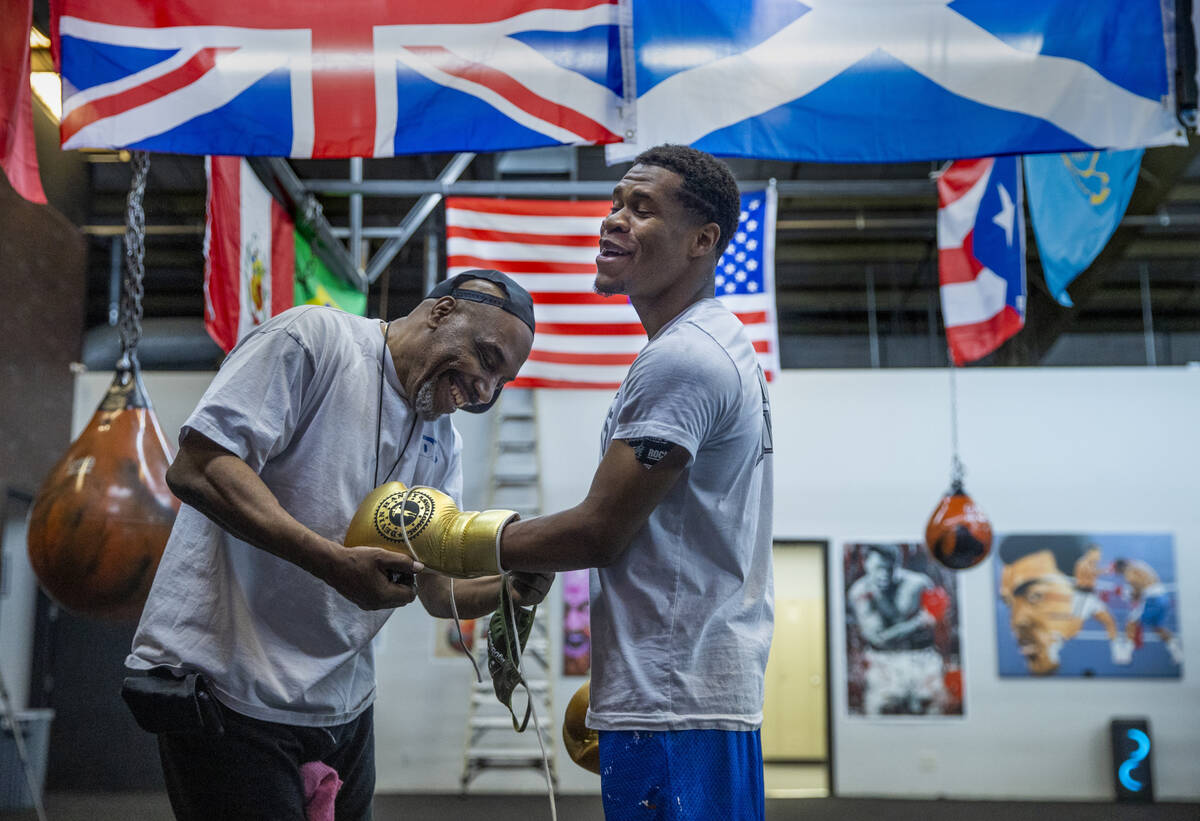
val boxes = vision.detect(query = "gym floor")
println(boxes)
[2,793,1199,821]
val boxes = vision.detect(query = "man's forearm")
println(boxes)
[418,575,503,619]
[169,443,338,579]
[499,507,617,573]
[880,612,934,643]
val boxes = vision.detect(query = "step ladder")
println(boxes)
[460,388,558,793]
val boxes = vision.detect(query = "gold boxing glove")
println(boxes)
[562,680,600,774]
[344,481,517,578]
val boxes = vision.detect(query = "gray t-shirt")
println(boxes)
[128,306,462,727]
[587,298,775,732]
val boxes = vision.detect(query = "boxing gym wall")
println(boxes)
[0,115,87,716]
[2,365,1195,799]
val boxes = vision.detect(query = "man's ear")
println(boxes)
[689,222,720,260]
[427,296,457,328]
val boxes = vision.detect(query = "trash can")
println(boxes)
[0,708,54,810]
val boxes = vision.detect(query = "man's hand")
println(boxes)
[325,542,424,611]
[506,572,555,607]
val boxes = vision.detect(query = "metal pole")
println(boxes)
[254,158,365,291]
[364,152,475,285]
[1140,263,1157,367]
[349,157,364,275]
[866,266,880,368]
[424,220,439,295]
[108,236,121,326]
[306,178,936,199]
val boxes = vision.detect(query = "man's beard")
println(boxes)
[414,378,439,420]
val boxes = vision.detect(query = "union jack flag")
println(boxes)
[54,0,627,158]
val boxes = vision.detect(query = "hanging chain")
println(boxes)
[947,349,964,492]
[117,150,150,369]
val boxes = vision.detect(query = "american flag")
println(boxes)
[54,0,625,158]
[445,189,779,389]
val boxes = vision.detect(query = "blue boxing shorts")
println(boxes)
[1137,593,1171,630]
[598,729,764,821]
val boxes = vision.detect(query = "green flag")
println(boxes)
[293,231,366,315]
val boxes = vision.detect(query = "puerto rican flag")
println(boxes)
[936,157,1026,365]
[54,0,627,158]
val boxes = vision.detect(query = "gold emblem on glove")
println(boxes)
[374,488,435,543]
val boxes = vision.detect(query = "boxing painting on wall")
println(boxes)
[561,569,591,676]
[995,533,1182,678]
[843,543,965,717]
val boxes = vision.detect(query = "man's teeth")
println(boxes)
[450,382,467,408]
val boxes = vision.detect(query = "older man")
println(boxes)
[126,270,549,821]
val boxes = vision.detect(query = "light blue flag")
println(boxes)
[1023,150,1143,307]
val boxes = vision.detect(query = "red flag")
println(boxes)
[1,0,48,203]
[445,193,780,389]
[204,156,367,352]
[203,157,301,352]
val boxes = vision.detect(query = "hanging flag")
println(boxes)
[53,0,627,158]
[608,0,1184,164]
[1,0,47,203]
[445,190,780,389]
[204,156,365,352]
[937,157,1026,365]
[1023,149,1143,307]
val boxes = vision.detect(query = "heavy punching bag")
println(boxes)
[27,152,179,621]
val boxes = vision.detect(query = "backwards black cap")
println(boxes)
[425,269,535,413]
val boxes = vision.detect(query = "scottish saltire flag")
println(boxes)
[204,156,365,352]
[1023,150,1143,307]
[445,190,779,389]
[54,0,627,158]
[608,0,1185,164]
[937,157,1026,365]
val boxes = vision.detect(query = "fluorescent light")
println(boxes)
[30,72,62,122]
[30,27,51,49]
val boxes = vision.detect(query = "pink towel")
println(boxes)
[300,761,342,821]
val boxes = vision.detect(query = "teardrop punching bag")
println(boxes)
[27,151,179,621]
[924,478,993,570]
[924,357,992,570]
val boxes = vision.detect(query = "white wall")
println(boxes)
[55,365,1200,800]
[773,367,1200,801]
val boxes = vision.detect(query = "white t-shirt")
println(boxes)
[128,306,462,727]
[587,298,775,732]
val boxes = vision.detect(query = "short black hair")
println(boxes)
[633,144,741,260]
[865,544,900,566]
[998,534,1087,575]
